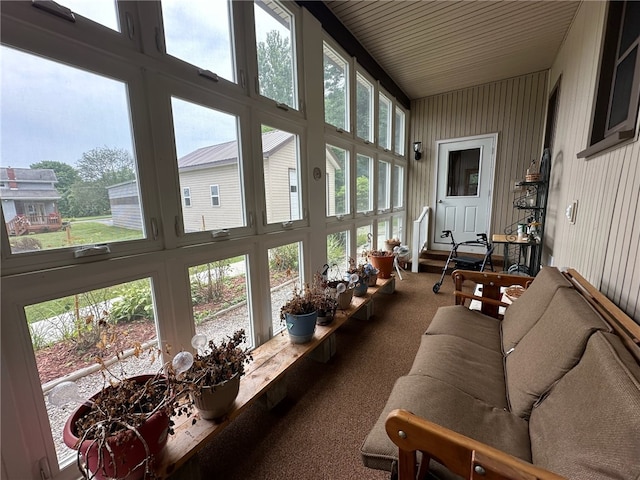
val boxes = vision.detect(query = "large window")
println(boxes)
[161,0,235,83]
[323,43,349,131]
[0,46,144,254]
[393,164,405,209]
[356,154,374,213]
[269,242,302,335]
[378,93,392,150]
[52,0,120,31]
[255,0,298,109]
[579,0,640,157]
[378,159,391,211]
[394,107,406,155]
[326,144,349,217]
[356,73,374,142]
[327,229,349,272]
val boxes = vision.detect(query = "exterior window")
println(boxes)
[210,185,220,207]
[377,218,389,249]
[394,107,406,155]
[326,144,349,217]
[183,187,192,207]
[268,242,301,335]
[261,125,302,224]
[189,255,252,346]
[392,216,403,241]
[55,0,120,31]
[323,43,349,131]
[0,46,144,254]
[393,165,404,208]
[378,93,392,150]
[255,0,298,110]
[378,159,391,211]
[356,224,372,256]
[327,229,349,272]
[28,278,161,466]
[356,73,374,142]
[161,0,235,83]
[171,97,244,233]
[356,154,374,213]
[580,0,640,156]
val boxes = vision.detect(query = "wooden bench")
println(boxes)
[156,276,396,478]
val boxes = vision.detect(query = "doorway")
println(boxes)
[433,134,497,252]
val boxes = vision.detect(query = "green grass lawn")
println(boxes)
[17,221,143,250]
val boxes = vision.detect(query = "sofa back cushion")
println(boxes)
[501,266,572,353]
[504,287,610,418]
[529,332,640,479]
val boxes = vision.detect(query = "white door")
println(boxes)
[433,134,496,252]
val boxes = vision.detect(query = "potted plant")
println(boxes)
[347,258,371,297]
[57,356,191,480]
[280,282,321,343]
[311,273,338,325]
[181,330,252,420]
[366,249,395,279]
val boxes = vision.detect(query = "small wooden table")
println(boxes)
[491,234,539,275]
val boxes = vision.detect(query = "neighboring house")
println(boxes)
[178,130,339,232]
[106,180,143,231]
[0,167,62,235]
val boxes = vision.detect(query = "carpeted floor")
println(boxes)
[195,271,455,480]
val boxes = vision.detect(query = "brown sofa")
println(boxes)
[361,267,640,480]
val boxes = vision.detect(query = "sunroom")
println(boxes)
[1,1,639,480]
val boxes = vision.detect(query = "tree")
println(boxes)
[30,160,80,217]
[323,58,346,129]
[257,31,293,107]
[67,147,135,217]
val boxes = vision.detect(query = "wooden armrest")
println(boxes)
[385,409,567,480]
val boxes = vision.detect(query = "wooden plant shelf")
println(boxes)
[155,276,396,478]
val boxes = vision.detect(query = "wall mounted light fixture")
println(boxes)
[413,142,422,160]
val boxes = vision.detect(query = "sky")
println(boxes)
[0,0,274,170]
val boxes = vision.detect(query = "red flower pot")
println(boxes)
[63,375,170,480]
[368,254,395,279]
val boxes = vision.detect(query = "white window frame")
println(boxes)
[183,186,192,207]
[322,40,350,133]
[210,184,221,207]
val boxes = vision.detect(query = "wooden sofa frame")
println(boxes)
[385,268,640,480]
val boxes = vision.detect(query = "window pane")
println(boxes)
[255,0,297,109]
[392,216,403,241]
[1,46,144,254]
[327,230,349,272]
[619,1,640,56]
[323,43,349,131]
[171,97,245,232]
[261,126,302,224]
[378,93,392,150]
[162,0,235,82]
[189,256,253,348]
[356,73,374,142]
[393,164,404,208]
[326,145,349,217]
[608,46,637,130]
[377,219,389,249]
[356,154,373,213]
[57,0,119,31]
[447,148,480,197]
[356,224,372,256]
[29,278,161,466]
[269,242,301,335]
[394,107,406,155]
[378,159,391,210]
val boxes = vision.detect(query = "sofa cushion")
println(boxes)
[408,334,508,409]
[505,287,610,418]
[361,375,531,472]
[501,266,572,353]
[425,305,502,351]
[529,332,640,479]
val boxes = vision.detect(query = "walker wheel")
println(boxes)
[433,283,441,293]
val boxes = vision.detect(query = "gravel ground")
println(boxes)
[46,282,293,464]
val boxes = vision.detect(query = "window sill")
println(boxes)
[577,129,635,159]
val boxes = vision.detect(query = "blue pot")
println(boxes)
[285,311,318,343]
[353,280,369,297]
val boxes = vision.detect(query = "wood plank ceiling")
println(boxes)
[324,0,581,100]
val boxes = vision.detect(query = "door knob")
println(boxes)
[438,200,443,203]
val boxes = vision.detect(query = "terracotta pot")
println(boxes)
[368,254,395,279]
[191,373,240,420]
[63,374,170,480]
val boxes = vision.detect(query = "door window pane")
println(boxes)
[323,43,349,131]
[326,144,349,217]
[162,0,235,83]
[255,0,297,109]
[378,93,392,150]
[447,148,480,197]
[171,97,245,232]
[1,46,144,254]
[29,278,161,466]
[261,126,302,224]
[356,224,372,256]
[378,159,391,210]
[356,154,373,213]
[393,164,404,208]
[394,107,406,155]
[189,255,252,347]
[56,0,119,31]
[269,242,301,335]
[327,230,349,272]
[356,73,374,142]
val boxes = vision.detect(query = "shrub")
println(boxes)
[269,244,299,273]
[109,282,154,323]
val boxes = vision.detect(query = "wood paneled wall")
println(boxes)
[407,71,548,249]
